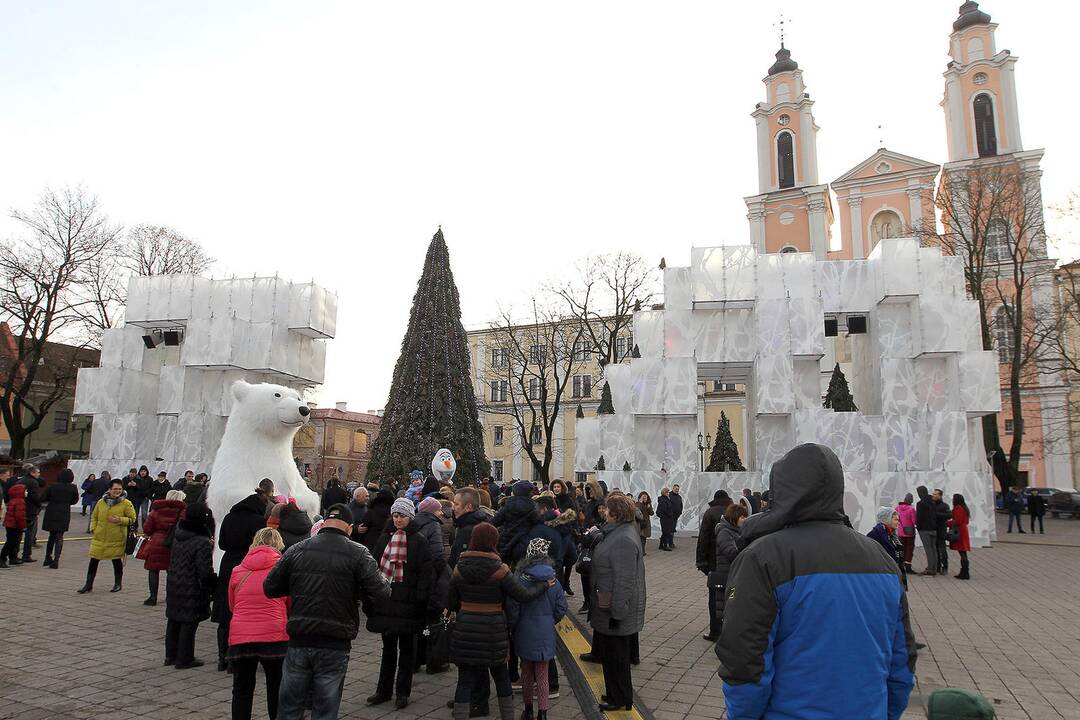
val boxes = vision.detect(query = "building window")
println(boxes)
[1004,419,1023,434]
[295,425,315,448]
[575,471,588,484]
[528,378,541,400]
[572,339,592,362]
[614,334,635,360]
[334,427,351,454]
[712,381,736,392]
[777,131,795,189]
[530,424,543,445]
[871,210,903,243]
[53,411,70,434]
[494,425,504,446]
[973,72,988,85]
[352,430,368,453]
[973,93,997,157]
[573,374,592,398]
[491,459,504,483]
[993,304,1014,363]
[490,380,508,402]
[528,345,546,365]
[985,218,1011,262]
[490,347,507,368]
[779,245,799,254]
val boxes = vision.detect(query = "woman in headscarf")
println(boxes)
[365,498,434,709]
[867,506,906,588]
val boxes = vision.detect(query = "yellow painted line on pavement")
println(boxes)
[556,618,644,720]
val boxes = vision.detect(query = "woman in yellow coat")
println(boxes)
[78,478,136,594]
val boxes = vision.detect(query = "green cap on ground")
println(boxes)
[927,688,996,720]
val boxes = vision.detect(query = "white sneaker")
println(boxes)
[548,690,560,699]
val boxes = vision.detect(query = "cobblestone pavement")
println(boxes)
[1,513,1078,720]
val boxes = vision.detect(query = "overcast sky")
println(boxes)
[2,1,1077,411]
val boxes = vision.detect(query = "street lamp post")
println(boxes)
[697,432,712,471]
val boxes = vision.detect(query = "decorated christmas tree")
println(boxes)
[366,228,490,486]
[597,381,615,415]
[706,411,745,472]
[824,363,858,412]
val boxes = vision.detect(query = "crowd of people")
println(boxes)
[0,446,999,720]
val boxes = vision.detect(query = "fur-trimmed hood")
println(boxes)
[546,508,578,528]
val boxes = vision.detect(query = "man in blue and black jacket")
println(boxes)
[715,444,916,720]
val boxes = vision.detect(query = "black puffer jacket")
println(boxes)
[212,494,268,623]
[166,521,216,623]
[278,507,313,549]
[712,518,741,587]
[41,476,80,533]
[696,494,732,572]
[321,482,349,513]
[915,487,936,532]
[449,509,491,568]
[491,484,539,561]
[360,488,395,554]
[365,523,435,635]
[447,551,548,667]
[263,527,391,650]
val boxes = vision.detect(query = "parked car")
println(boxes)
[1049,490,1080,518]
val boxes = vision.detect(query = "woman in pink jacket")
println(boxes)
[228,527,289,720]
[894,493,917,575]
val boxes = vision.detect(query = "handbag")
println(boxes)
[125,523,139,555]
[946,527,961,544]
[424,617,452,669]
[133,535,147,559]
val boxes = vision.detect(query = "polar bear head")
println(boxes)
[229,380,311,437]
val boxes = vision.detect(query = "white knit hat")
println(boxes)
[391,498,416,518]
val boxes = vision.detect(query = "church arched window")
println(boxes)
[780,245,799,254]
[777,131,795,189]
[973,93,997,157]
[993,304,1014,363]
[985,218,1012,262]
[870,210,903,243]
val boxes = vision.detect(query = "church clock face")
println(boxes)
[778,114,791,126]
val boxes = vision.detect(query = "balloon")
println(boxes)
[431,448,457,484]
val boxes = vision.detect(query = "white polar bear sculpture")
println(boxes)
[207,380,320,571]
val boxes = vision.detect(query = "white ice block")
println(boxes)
[125,276,151,325]
[167,275,196,322]
[662,358,698,415]
[870,237,920,300]
[691,247,727,303]
[157,366,184,414]
[880,359,918,415]
[925,411,971,470]
[89,414,118,459]
[180,318,211,366]
[174,412,204,461]
[724,245,757,303]
[755,354,794,414]
[117,370,158,414]
[913,294,977,355]
[788,297,824,357]
[664,267,693,310]
[74,367,120,415]
[603,365,634,416]
[155,415,178,460]
[289,282,336,339]
[634,311,664,360]
[230,278,254,322]
[957,351,1001,415]
[793,357,821,409]
[914,357,958,412]
[574,416,600,471]
[664,310,695,359]
[115,413,140,460]
[633,417,666,470]
[99,329,124,369]
[598,414,636,472]
[884,414,924,471]
[756,299,790,356]
[755,414,794,478]
[201,414,227,462]
[630,359,664,415]
[875,303,915,359]
[818,260,877,313]
[693,309,756,364]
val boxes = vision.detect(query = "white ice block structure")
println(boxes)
[576,238,1000,546]
[69,275,336,482]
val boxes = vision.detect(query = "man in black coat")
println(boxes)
[358,486,395,553]
[669,484,685,549]
[265,504,391,720]
[656,488,675,551]
[914,486,938,576]
[932,489,951,574]
[212,492,270,670]
[17,464,42,562]
[696,490,732,641]
[321,477,349,514]
[1027,490,1047,534]
[449,487,490,569]
[348,486,370,531]
[41,468,80,568]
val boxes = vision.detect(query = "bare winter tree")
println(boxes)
[122,224,214,276]
[549,252,656,366]
[917,160,1055,490]
[480,299,589,484]
[0,187,120,458]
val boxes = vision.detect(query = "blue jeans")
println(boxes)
[1007,512,1024,532]
[278,646,350,720]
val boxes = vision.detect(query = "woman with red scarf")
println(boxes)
[365,497,434,709]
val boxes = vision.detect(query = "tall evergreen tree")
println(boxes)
[706,411,745,472]
[823,363,858,412]
[367,228,490,486]
[597,381,615,415]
